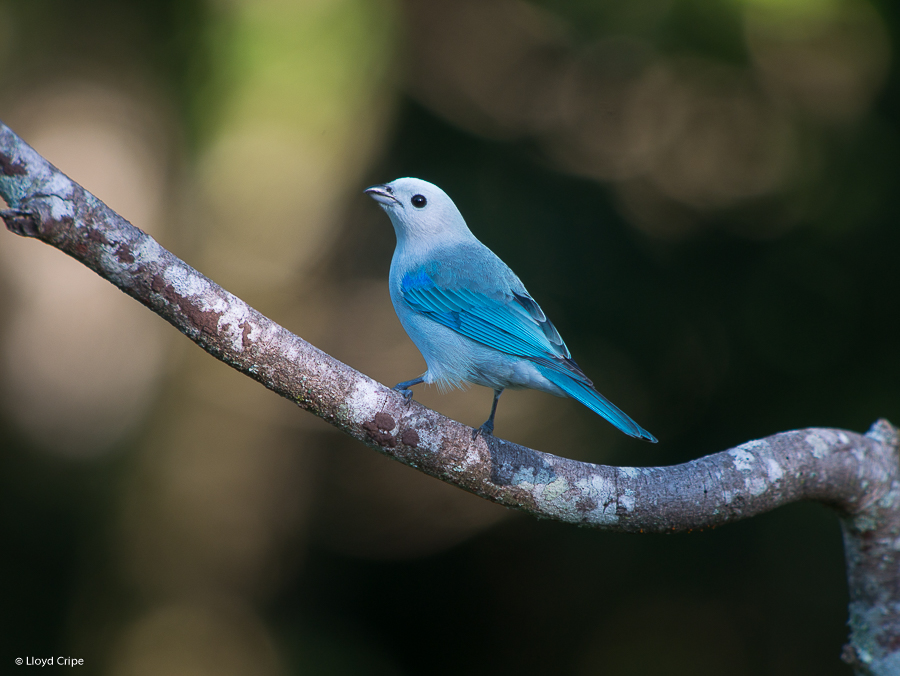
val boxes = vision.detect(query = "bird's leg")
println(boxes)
[474,389,504,439]
[393,376,424,404]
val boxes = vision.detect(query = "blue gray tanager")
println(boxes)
[365,177,656,443]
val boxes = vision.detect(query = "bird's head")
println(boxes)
[365,177,471,244]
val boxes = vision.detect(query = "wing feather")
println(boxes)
[401,267,569,363]
[399,264,657,442]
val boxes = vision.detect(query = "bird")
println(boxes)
[365,177,656,443]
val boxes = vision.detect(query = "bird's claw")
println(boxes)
[472,422,494,440]
[393,386,414,404]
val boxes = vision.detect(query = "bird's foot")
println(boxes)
[392,385,414,404]
[472,421,494,440]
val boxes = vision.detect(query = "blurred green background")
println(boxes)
[0,0,898,674]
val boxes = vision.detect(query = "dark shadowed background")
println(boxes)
[1,0,898,674]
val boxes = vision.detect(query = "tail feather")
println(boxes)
[536,365,657,443]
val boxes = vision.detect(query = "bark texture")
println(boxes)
[1,121,898,674]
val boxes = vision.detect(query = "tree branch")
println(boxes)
[1,120,897,674]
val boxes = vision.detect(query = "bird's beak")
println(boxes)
[364,184,399,206]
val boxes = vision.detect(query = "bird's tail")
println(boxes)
[536,365,657,443]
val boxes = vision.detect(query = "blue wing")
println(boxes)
[400,265,569,363]
[400,264,657,442]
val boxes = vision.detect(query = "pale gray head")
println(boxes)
[364,177,472,243]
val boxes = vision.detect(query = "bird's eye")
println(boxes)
[411,194,427,208]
